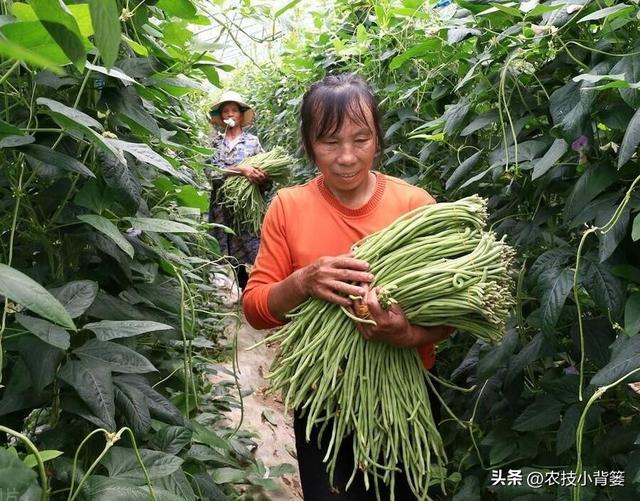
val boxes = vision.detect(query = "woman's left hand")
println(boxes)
[352,286,454,348]
[352,286,417,348]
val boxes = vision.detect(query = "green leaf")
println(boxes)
[58,360,116,430]
[581,254,625,319]
[211,467,248,484]
[157,0,197,19]
[191,474,230,501]
[570,318,616,369]
[512,395,564,431]
[87,0,120,68]
[532,138,568,180]
[84,476,184,501]
[114,375,184,425]
[105,139,181,176]
[82,320,173,341]
[114,384,151,434]
[489,3,522,17]
[540,268,574,334]
[0,447,38,495]
[17,335,65,392]
[86,62,136,84]
[0,21,69,72]
[618,107,640,168]
[78,214,134,258]
[563,166,617,224]
[0,263,75,329]
[189,420,228,449]
[506,333,557,383]
[0,135,35,148]
[18,143,95,177]
[389,39,442,70]
[633,214,640,241]
[625,293,640,337]
[23,450,63,469]
[460,111,499,136]
[578,4,632,23]
[30,0,86,70]
[37,97,101,129]
[591,333,640,387]
[152,426,192,454]
[102,447,183,480]
[125,217,197,233]
[478,329,518,379]
[274,0,303,17]
[103,87,160,136]
[74,339,156,374]
[446,151,482,190]
[50,280,99,318]
[15,313,70,350]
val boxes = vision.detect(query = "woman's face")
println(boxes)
[311,108,378,198]
[220,102,242,127]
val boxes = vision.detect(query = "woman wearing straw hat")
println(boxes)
[206,90,269,291]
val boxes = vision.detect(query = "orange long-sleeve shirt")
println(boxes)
[243,172,440,368]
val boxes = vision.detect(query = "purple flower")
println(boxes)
[571,135,588,152]
[564,365,579,375]
[127,228,142,237]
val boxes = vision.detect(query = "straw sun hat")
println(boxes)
[208,90,256,128]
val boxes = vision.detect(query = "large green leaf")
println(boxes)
[125,217,197,233]
[633,213,640,241]
[104,139,181,177]
[0,21,70,71]
[82,320,173,341]
[15,313,70,350]
[37,97,102,129]
[30,0,86,70]
[114,375,184,425]
[512,395,564,431]
[114,384,151,434]
[87,0,121,68]
[191,474,230,501]
[532,138,568,180]
[102,447,183,480]
[590,333,640,387]
[157,0,197,19]
[84,476,184,501]
[389,39,442,70]
[539,268,574,334]
[17,335,65,392]
[74,339,157,373]
[78,214,134,258]
[18,143,95,177]
[58,360,116,430]
[581,254,625,319]
[50,280,99,318]
[596,206,630,262]
[152,426,192,454]
[103,87,161,136]
[0,263,75,330]
[563,166,617,224]
[0,448,39,495]
[625,293,640,337]
[578,4,633,23]
[618,106,640,168]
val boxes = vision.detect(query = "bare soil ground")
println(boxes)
[209,286,303,500]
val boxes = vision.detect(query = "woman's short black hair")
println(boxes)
[300,74,383,162]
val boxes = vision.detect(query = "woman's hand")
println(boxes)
[353,287,453,348]
[238,165,267,184]
[295,253,374,307]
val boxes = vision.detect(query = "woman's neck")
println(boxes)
[327,171,377,209]
[225,127,242,140]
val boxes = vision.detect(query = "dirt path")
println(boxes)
[211,308,302,500]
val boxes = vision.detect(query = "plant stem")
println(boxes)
[0,425,49,500]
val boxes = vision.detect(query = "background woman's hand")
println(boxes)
[238,165,267,184]
[295,253,373,307]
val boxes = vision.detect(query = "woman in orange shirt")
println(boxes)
[243,74,452,500]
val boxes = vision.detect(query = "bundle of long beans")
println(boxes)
[266,196,515,500]
[218,147,293,234]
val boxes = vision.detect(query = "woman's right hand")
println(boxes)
[295,253,374,307]
[238,165,267,184]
